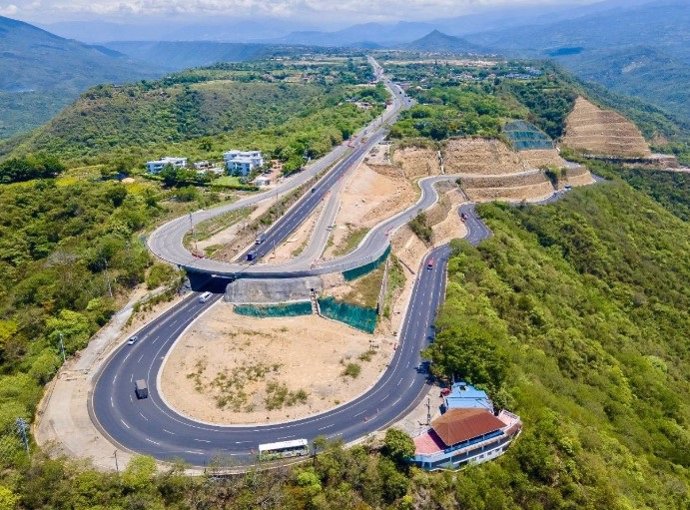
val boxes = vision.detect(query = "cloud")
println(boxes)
[0,3,19,15]
[7,0,597,23]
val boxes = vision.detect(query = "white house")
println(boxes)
[224,150,264,176]
[146,157,187,174]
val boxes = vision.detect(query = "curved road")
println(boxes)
[92,234,477,466]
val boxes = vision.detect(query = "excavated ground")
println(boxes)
[562,97,652,158]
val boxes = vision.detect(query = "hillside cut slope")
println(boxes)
[563,97,652,158]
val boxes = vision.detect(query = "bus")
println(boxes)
[258,439,310,460]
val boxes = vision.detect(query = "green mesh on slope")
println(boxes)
[504,120,555,150]
[342,244,391,282]
[318,297,377,334]
[234,301,313,318]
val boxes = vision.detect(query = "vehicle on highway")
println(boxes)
[198,291,213,303]
[255,232,266,245]
[134,379,148,399]
[246,251,256,262]
[427,258,434,270]
[460,212,468,222]
[258,438,310,460]
[310,187,316,193]
[127,335,138,345]
[417,361,431,374]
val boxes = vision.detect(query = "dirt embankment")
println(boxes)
[444,138,530,175]
[562,97,652,158]
[161,303,394,425]
[393,147,441,179]
[520,149,568,169]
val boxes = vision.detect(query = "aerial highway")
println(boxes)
[148,57,410,279]
[91,210,493,467]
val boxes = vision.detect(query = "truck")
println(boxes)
[135,379,148,399]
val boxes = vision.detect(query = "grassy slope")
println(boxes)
[425,181,690,508]
[10,81,324,161]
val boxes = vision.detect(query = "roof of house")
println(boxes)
[431,408,505,447]
[413,429,446,455]
[444,382,493,411]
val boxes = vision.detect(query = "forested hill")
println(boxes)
[0,16,162,138]
[1,59,386,170]
[423,180,690,508]
[0,170,688,507]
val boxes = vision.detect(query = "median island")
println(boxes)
[160,303,396,425]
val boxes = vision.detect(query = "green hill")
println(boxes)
[3,59,384,167]
[0,16,162,139]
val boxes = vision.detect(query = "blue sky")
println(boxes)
[1,0,599,24]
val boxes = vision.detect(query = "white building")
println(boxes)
[146,157,187,174]
[224,150,264,176]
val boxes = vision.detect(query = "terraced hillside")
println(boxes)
[443,137,592,202]
[563,97,652,158]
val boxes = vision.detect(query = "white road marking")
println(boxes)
[162,429,175,435]
[120,419,130,429]
[139,412,149,421]
[193,438,211,443]
[145,438,160,445]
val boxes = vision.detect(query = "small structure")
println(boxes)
[224,150,264,176]
[411,382,521,471]
[443,381,494,412]
[254,176,271,187]
[145,156,187,174]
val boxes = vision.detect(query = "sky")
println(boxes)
[1,0,600,24]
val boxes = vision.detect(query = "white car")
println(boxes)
[127,335,138,345]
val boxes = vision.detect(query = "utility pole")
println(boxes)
[426,396,431,426]
[189,213,198,254]
[58,333,66,363]
[113,450,119,473]
[15,418,29,457]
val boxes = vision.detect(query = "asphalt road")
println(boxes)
[148,59,409,278]
[91,242,460,467]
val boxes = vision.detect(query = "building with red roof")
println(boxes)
[411,383,521,471]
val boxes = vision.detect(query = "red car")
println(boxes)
[427,258,434,270]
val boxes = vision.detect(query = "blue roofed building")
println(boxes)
[443,381,494,412]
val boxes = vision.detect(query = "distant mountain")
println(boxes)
[405,30,486,54]
[556,46,690,128]
[465,0,690,62]
[273,21,437,47]
[106,41,279,71]
[0,16,162,138]
[43,18,321,44]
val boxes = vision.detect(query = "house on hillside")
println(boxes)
[145,157,187,174]
[411,382,521,471]
[224,150,264,176]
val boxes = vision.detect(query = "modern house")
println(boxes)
[224,150,264,175]
[411,382,521,471]
[145,157,187,174]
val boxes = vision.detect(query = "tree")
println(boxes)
[382,429,415,465]
[0,486,18,510]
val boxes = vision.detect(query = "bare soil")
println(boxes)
[393,147,441,180]
[325,162,417,258]
[563,97,652,158]
[160,304,395,425]
[444,138,529,175]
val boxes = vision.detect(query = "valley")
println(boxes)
[0,5,689,509]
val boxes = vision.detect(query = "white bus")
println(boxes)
[258,439,310,460]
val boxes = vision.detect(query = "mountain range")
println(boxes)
[0,15,162,138]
